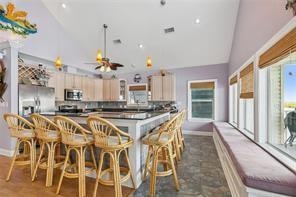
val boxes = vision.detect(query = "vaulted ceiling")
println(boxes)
[41,0,240,73]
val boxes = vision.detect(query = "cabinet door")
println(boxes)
[103,79,111,101]
[47,71,56,88]
[65,73,74,89]
[74,75,83,90]
[110,79,120,101]
[82,76,90,101]
[151,76,163,101]
[162,75,176,101]
[55,72,65,101]
[94,79,103,101]
[88,78,95,101]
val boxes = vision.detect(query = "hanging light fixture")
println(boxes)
[96,50,103,62]
[147,56,152,68]
[55,1,62,70]
[106,66,111,72]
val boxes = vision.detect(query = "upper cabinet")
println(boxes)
[119,79,127,101]
[94,79,103,101]
[82,76,96,101]
[53,72,65,101]
[151,74,176,101]
[103,79,120,101]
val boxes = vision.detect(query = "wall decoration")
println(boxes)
[0,59,7,102]
[286,0,296,16]
[134,74,142,83]
[0,2,37,36]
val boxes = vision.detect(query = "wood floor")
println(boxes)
[0,156,134,197]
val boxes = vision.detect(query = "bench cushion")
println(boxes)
[213,122,296,196]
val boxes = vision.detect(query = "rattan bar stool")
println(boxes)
[54,116,97,197]
[87,116,135,197]
[3,113,36,181]
[30,114,65,187]
[176,109,186,154]
[142,114,180,197]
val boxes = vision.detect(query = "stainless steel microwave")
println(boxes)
[64,89,83,101]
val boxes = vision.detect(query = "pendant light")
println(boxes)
[106,66,111,72]
[147,56,152,68]
[96,50,102,62]
[55,1,62,70]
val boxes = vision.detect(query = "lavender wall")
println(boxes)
[116,63,229,132]
[229,0,293,75]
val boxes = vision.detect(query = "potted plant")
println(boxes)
[286,0,296,16]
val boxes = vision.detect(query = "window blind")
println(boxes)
[240,63,254,99]
[129,85,146,91]
[230,75,238,85]
[190,82,215,89]
[259,27,296,69]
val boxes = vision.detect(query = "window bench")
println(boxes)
[213,122,296,197]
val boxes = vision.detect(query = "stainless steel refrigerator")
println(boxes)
[18,84,55,116]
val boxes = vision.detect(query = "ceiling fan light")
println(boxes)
[106,66,111,72]
[96,50,103,62]
[100,66,105,72]
[55,56,62,70]
[147,57,152,68]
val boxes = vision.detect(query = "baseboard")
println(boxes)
[183,130,213,136]
[0,148,14,157]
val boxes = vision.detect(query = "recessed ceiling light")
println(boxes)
[195,18,200,24]
[139,44,143,48]
[61,3,66,8]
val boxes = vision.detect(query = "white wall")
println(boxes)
[12,0,92,72]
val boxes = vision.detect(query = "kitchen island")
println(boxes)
[42,111,171,189]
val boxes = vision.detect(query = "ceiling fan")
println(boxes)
[85,24,124,72]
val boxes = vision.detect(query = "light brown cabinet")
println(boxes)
[94,79,103,101]
[103,79,120,101]
[64,73,74,89]
[55,72,65,101]
[151,75,176,101]
[74,75,83,90]
[82,76,95,101]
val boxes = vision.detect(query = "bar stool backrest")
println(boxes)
[54,116,91,146]
[3,113,34,138]
[30,114,60,140]
[154,113,180,142]
[87,116,132,148]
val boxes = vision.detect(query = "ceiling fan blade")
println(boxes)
[111,63,124,67]
[110,66,117,70]
[95,66,102,70]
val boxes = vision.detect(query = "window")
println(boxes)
[188,80,216,120]
[267,54,296,159]
[229,75,238,124]
[239,63,255,134]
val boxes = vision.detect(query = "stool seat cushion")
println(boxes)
[143,132,172,144]
[21,129,35,138]
[107,136,129,146]
[72,134,94,144]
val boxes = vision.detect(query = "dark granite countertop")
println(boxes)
[39,111,170,120]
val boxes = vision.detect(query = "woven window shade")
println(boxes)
[229,75,238,85]
[259,27,296,69]
[129,85,146,91]
[190,82,215,89]
[240,63,254,99]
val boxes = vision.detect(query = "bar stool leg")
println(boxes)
[56,147,71,195]
[6,139,20,181]
[90,146,97,170]
[123,149,136,188]
[32,141,45,181]
[113,151,122,197]
[45,142,55,187]
[93,150,105,197]
[29,139,36,178]
[174,135,181,161]
[149,148,159,197]
[143,145,152,181]
[168,143,180,191]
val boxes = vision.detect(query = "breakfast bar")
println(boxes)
[42,111,171,188]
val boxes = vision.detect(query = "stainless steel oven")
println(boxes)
[64,89,83,101]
